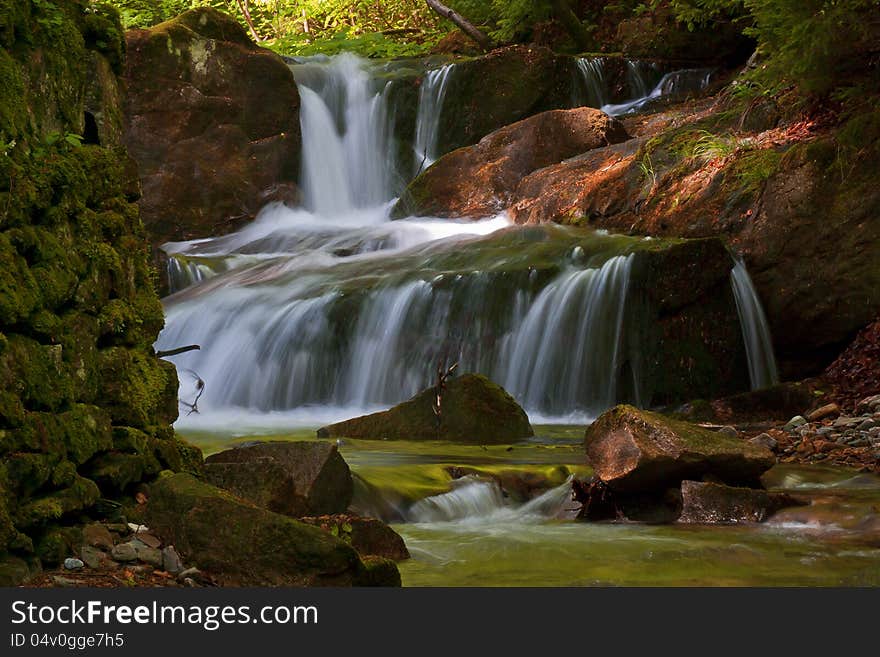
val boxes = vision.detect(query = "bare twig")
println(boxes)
[156,344,201,358]
[179,369,205,416]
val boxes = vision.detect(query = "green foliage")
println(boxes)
[273,28,438,59]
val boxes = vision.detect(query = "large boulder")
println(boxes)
[300,515,410,562]
[317,374,533,443]
[204,441,353,517]
[394,107,628,219]
[584,405,775,492]
[145,473,398,586]
[124,8,301,249]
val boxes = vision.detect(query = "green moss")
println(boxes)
[15,474,100,529]
[97,348,177,429]
[34,525,81,566]
[84,452,146,493]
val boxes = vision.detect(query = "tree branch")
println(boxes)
[425,0,494,51]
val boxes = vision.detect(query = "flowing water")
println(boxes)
[150,53,848,586]
[413,63,454,174]
[731,259,780,389]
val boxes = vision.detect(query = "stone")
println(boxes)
[145,473,399,586]
[394,107,629,219]
[52,576,80,587]
[134,544,163,567]
[205,441,353,517]
[111,542,138,562]
[584,405,775,492]
[856,395,880,414]
[859,419,877,430]
[833,416,862,429]
[124,8,301,250]
[80,546,114,570]
[162,546,184,574]
[132,531,162,549]
[748,433,778,451]
[317,374,533,444]
[63,558,84,570]
[300,515,410,561]
[82,522,114,551]
[177,567,203,582]
[784,416,808,431]
[717,425,739,438]
[807,402,841,422]
[678,480,803,524]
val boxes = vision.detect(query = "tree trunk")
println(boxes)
[233,0,263,42]
[550,0,592,52]
[425,0,494,51]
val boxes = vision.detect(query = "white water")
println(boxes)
[413,64,454,175]
[158,53,771,430]
[731,260,779,390]
[572,57,608,108]
[602,67,715,116]
[406,476,574,525]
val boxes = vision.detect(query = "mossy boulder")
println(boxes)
[145,473,399,586]
[123,7,301,249]
[584,405,775,492]
[434,45,578,155]
[204,441,353,517]
[318,374,534,443]
[394,107,629,219]
[300,515,410,562]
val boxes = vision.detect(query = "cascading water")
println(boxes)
[731,259,779,390]
[413,64,454,175]
[602,67,715,116]
[572,57,608,108]
[157,52,767,429]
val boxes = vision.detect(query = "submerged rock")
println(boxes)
[145,474,398,586]
[678,480,803,524]
[584,405,775,492]
[124,8,301,249]
[204,441,353,517]
[317,374,533,443]
[395,107,628,219]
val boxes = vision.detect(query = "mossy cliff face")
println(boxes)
[0,0,200,584]
[123,7,301,251]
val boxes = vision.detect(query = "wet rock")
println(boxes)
[205,441,353,517]
[82,523,114,551]
[748,433,778,452]
[318,374,533,444]
[162,546,184,574]
[124,8,301,249]
[784,416,808,431]
[584,405,775,492]
[111,542,138,562]
[807,403,841,422]
[678,480,803,524]
[300,515,410,561]
[395,107,628,219]
[63,558,84,570]
[146,473,398,586]
[717,425,739,438]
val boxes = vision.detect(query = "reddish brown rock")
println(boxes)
[584,405,775,492]
[204,441,353,517]
[394,107,628,219]
[123,8,300,249]
[678,480,803,524]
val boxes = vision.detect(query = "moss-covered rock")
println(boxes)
[318,373,534,443]
[584,405,775,492]
[123,7,301,249]
[145,473,399,587]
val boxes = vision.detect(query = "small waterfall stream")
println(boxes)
[413,64,454,174]
[731,260,780,389]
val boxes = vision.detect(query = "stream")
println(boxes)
[156,53,880,586]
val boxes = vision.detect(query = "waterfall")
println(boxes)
[730,259,779,390]
[413,64,454,175]
[602,67,715,117]
[292,53,396,213]
[572,57,608,108]
[406,476,573,524]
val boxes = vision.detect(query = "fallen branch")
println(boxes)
[425,0,494,51]
[156,344,201,358]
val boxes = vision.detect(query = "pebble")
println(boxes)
[83,523,114,551]
[52,576,80,587]
[127,523,149,533]
[135,545,163,567]
[162,546,184,574]
[859,419,877,430]
[111,542,138,562]
[807,403,841,421]
[177,566,202,582]
[717,425,738,438]
[80,546,113,570]
[784,415,807,431]
[749,433,777,451]
[63,558,84,570]
[833,416,862,429]
[815,426,835,436]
